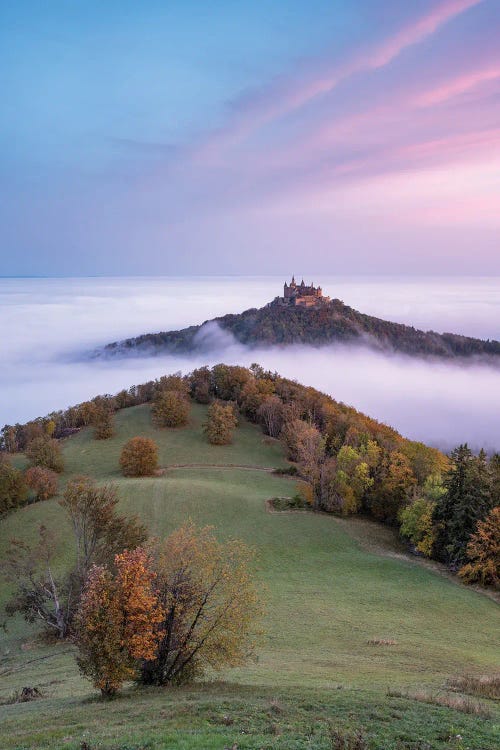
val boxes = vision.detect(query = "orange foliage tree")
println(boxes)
[75,548,162,697]
[459,507,500,588]
[119,437,159,477]
[25,466,59,502]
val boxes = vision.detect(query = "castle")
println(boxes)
[278,276,330,307]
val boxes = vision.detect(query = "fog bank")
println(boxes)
[1,276,499,452]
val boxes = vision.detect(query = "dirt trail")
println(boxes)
[163,463,277,472]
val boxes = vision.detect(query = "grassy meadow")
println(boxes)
[0,403,499,749]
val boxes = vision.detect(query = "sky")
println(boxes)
[1,0,499,276]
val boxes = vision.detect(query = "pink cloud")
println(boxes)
[197,0,484,159]
[413,66,500,106]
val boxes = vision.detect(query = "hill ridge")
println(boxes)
[100,297,500,361]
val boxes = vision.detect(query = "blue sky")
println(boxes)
[1,1,499,276]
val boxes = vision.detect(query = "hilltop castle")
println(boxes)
[276,276,330,307]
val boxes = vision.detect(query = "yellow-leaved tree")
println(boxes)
[140,522,261,686]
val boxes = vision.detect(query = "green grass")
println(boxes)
[1,402,499,749]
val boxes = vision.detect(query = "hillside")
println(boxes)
[102,298,500,360]
[1,400,499,749]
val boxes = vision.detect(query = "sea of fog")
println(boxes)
[1,275,499,452]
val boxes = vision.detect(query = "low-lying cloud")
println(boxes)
[1,276,499,453]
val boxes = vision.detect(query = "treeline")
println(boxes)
[1,364,498,587]
[103,299,500,360]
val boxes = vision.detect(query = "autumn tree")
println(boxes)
[0,458,28,514]
[319,446,373,515]
[4,476,147,638]
[239,376,275,421]
[152,390,190,428]
[25,466,58,502]
[155,373,190,398]
[257,395,284,438]
[204,401,238,445]
[4,525,73,638]
[75,548,162,697]
[211,364,251,402]
[367,450,416,523]
[189,366,212,404]
[92,406,114,440]
[25,436,64,473]
[139,523,261,686]
[459,507,500,587]
[60,475,147,584]
[120,436,159,477]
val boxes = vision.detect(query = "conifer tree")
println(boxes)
[433,445,493,566]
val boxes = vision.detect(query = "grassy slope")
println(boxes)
[1,403,499,749]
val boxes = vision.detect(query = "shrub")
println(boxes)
[120,437,159,477]
[151,390,190,428]
[139,523,261,686]
[25,466,58,501]
[25,437,64,473]
[204,401,238,445]
[0,459,28,514]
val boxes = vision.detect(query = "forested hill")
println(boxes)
[102,298,500,360]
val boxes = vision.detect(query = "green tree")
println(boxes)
[433,445,494,567]
[399,497,436,556]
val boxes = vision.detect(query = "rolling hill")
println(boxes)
[1,400,499,749]
[101,298,500,361]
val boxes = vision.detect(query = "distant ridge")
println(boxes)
[100,285,500,362]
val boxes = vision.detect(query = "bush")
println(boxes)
[151,390,190,428]
[139,523,260,686]
[25,466,59,502]
[204,401,238,445]
[25,437,64,473]
[0,459,28,514]
[120,437,159,477]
